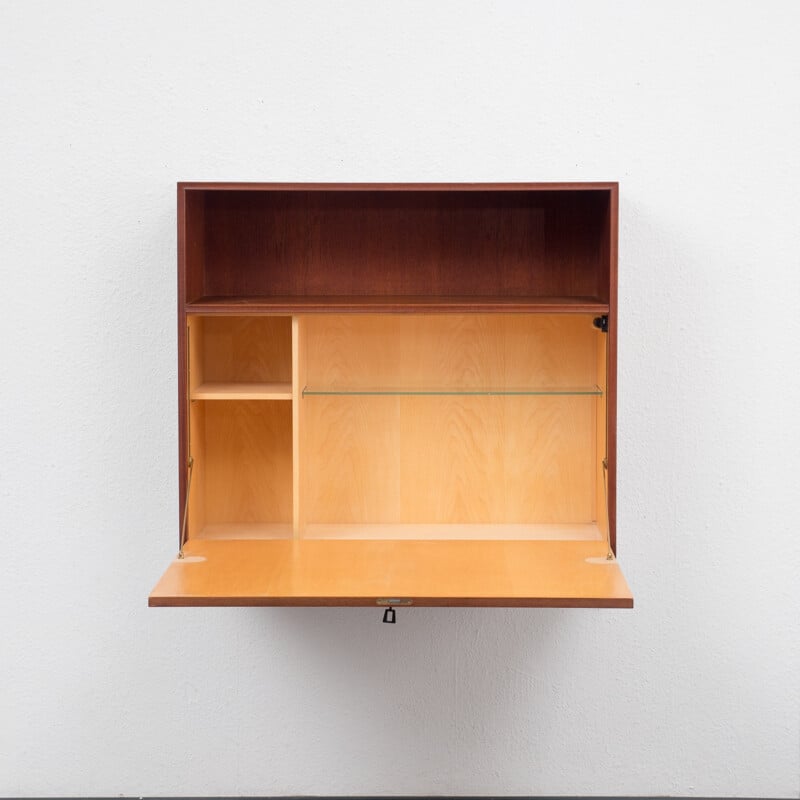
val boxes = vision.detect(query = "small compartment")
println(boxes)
[188,400,293,540]
[186,315,294,540]
[188,316,292,400]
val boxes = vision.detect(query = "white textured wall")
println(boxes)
[1,2,799,797]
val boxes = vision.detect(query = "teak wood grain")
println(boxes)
[167,182,624,607]
[186,295,610,314]
[182,186,612,305]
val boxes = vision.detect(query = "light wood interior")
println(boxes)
[192,522,601,542]
[191,382,292,400]
[150,538,632,607]
[185,312,608,543]
[300,394,597,528]
[191,400,293,534]
[195,523,293,540]
[187,316,294,540]
[301,523,602,541]
[201,316,292,383]
[302,313,597,390]
[299,314,603,535]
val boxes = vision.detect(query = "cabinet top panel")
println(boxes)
[178,181,617,192]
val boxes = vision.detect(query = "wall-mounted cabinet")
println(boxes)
[150,183,632,608]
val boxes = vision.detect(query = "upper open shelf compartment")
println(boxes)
[181,184,615,312]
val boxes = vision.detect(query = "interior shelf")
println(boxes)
[192,382,292,400]
[186,295,610,314]
[302,385,602,397]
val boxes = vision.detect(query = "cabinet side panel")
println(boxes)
[597,190,612,304]
[177,188,188,543]
[607,185,619,550]
[177,187,206,542]
[184,190,206,302]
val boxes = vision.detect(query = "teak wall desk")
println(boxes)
[150,183,633,608]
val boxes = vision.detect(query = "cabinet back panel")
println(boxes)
[303,313,598,389]
[303,395,595,525]
[193,190,607,301]
[301,314,600,526]
[201,316,292,383]
[201,401,292,525]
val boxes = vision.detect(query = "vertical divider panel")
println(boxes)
[187,316,204,396]
[187,317,206,540]
[292,315,306,538]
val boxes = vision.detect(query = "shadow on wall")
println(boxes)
[245,605,600,789]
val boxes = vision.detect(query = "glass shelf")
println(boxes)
[302,385,602,397]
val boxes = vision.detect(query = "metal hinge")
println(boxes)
[178,456,194,558]
[602,457,614,561]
